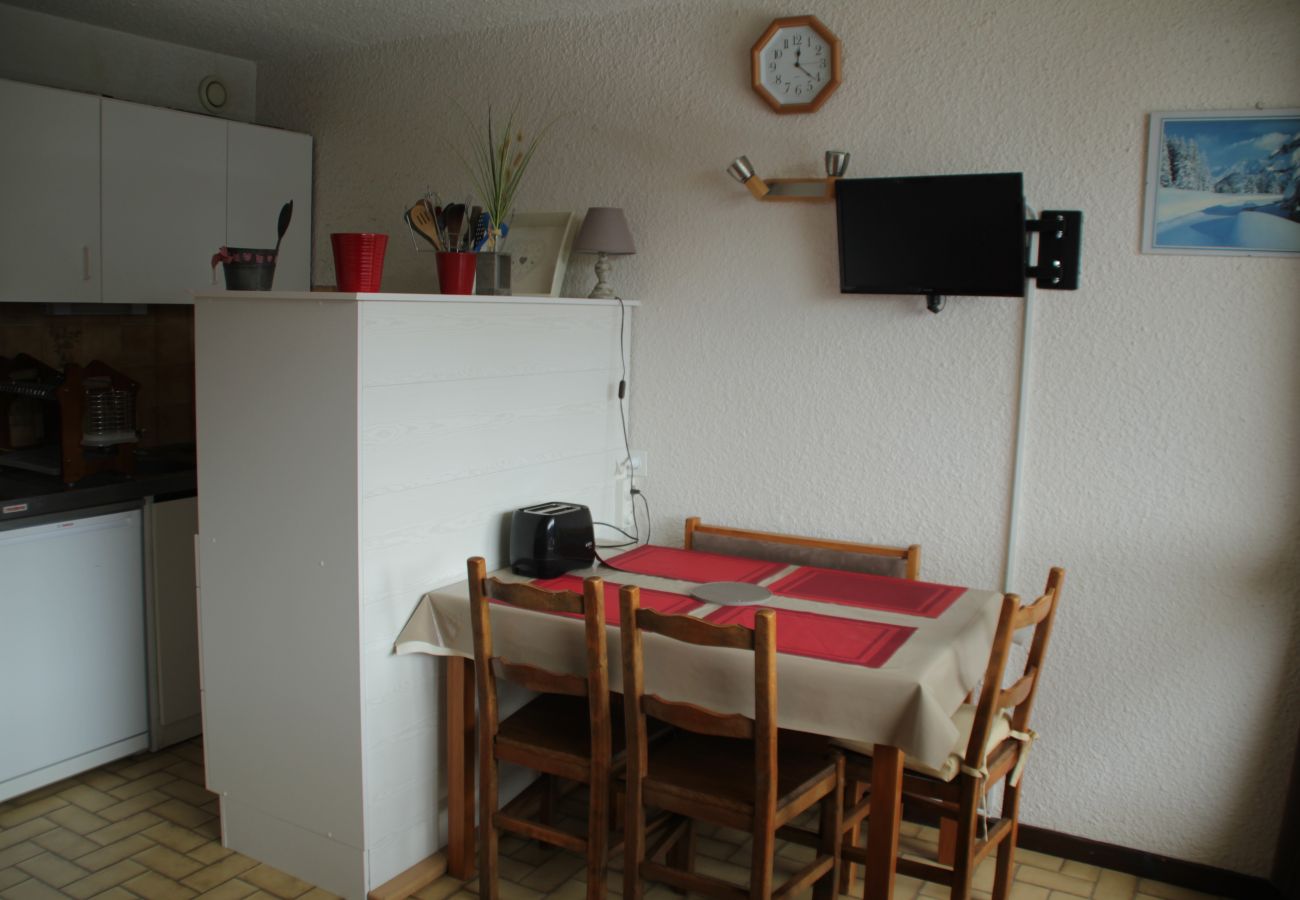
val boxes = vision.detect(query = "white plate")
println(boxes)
[690,581,772,605]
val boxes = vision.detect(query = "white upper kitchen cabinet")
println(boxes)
[227,122,312,292]
[101,98,227,303]
[0,79,101,302]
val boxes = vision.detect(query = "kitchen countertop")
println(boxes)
[0,445,196,524]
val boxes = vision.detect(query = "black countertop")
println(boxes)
[0,445,196,525]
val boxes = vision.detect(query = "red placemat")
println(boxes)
[531,575,701,626]
[768,567,965,619]
[604,544,786,584]
[704,605,914,668]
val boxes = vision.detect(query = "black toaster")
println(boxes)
[509,502,596,577]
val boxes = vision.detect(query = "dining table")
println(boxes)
[393,543,1004,900]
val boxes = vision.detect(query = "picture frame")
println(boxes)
[1141,109,1300,257]
[507,211,577,296]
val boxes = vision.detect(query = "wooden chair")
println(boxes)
[619,583,844,900]
[468,556,618,900]
[684,517,922,580]
[837,567,1066,900]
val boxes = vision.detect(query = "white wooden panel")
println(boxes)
[195,297,365,854]
[360,301,622,386]
[102,99,226,302]
[220,796,366,900]
[227,122,312,291]
[0,79,100,302]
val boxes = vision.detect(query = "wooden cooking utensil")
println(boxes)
[407,202,443,250]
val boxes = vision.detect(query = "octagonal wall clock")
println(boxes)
[751,15,842,114]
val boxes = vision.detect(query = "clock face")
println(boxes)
[751,16,841,113]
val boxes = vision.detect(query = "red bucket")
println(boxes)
[436,251,477,295]
[331,232,388,292]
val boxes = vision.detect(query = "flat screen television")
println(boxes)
[836,172,1027,300]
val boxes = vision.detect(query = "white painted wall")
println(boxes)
[257,0,1300,877]
[0,4,256,120]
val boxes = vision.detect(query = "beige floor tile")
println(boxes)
[1094,868,1139,900]
[30,825,99,860]
[0,867,31,891]
[72,834,153,872]
[113,753,180,782]
[97,789,170,823]
[133,842,205,880]
[166,761,209,787]
[1060,860,1101,882]
[56,784,119,814]
[159,778,220,807]
[16,849,91,888]
[0,842,43,870]
[107,771,176,802]
[240,862,314,898]
[412,874,471,900]
[297,889,341,899]
[193,877,259,899]
[142,819,208,854]
[45,805,111,836]
[0,818,57,852]
[88,888,138,900]
[61,859,148,899]
[519,851,586,892]
[543,878,590,900]
[1017,864,1096,897]
[1014,848,1066,872]
[0,796,66,830]
[1006,884,1051,900]
[151,798,214,829]
[124,869,200,899]
[510,841,562,867]
[182,854,260,893]
[77,771,127,794]
[0,877,71,900]
[86,811,163,846]
[186,841,235,865]
[1134,880,1218,900]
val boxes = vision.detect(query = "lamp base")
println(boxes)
[587,251,615,299]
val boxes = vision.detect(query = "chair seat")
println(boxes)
[833,705,1013,782]
[497,693,628,766]
[641,729,840,824]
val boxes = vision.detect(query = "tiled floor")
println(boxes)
[0,741,1221,900]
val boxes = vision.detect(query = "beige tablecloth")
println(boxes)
[394,560,1002,770]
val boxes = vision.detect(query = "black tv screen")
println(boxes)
[836,172,1026,298]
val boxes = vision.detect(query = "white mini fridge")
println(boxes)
[0,507,149,802]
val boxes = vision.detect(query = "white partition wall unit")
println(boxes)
[193,292,634,898]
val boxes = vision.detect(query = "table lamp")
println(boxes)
[572,207,635,299]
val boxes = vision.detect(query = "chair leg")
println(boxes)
[814,757,844,900]
[838,778,866,894]
[538,774,554,848]
[478,751,500,900]
[666,819,695,875]
[950,776,981,900]
[587,775,609,900]
[623,783,644,900]
[750,821,776,900]
[992,781,1022,900]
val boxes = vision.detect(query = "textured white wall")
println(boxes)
[258,0,1300,876]
[0,4,256,120]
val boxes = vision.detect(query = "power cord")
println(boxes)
[594,295,650,551]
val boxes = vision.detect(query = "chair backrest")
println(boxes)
[684,516,921,580]
[619,584,778,815]
[467,556,611,755]
[963,567,1065,771]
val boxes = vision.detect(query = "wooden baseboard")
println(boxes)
[366,852,447,900]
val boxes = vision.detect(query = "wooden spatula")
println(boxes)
[406,202,442,250]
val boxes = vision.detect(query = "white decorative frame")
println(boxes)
[1142,108,1300,257]
[508,212,577,296]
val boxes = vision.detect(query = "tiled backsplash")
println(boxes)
[0,304,195,448]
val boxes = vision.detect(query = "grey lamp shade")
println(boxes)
[572,207,636,255]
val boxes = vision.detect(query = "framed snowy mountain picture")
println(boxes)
[1142,109,1300,256]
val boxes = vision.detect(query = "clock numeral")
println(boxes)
[821,58,828,68]
[768,60,776,70]
[772,48,783,59]
[793,34,803,45]
[782,38,788,49]
[784,84,791,94]
[795,85,803,96]
[774,74,782,85]
[815,44,823,55]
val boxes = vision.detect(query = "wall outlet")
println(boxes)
[629,451,648,477]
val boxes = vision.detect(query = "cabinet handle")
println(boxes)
[83,246,92,282]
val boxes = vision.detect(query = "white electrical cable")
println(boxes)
[1002,207,1038,600]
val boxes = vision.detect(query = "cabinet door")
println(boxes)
[0,79,100,302]
[228,122,313,292]
[102,99,227,303]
